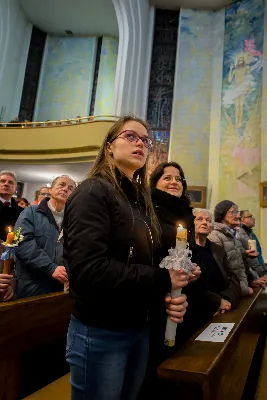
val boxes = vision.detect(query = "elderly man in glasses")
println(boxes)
[236,210,267,284]
[33,186,51,205]
[208,200,264,297]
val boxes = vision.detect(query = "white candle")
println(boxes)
[165,225,188,347]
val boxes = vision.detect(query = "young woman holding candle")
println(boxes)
[140,163,239,400]
[139,162,199,399]
[63,116,188,400]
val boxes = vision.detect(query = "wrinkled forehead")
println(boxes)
[0,174,16,183]
[195,211,212,220]
[229,204,238,212]
[54,177,75,187]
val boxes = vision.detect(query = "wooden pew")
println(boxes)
[23,374,70,400]
[0,292,73,400]
[158,289,266,400]
[255,306,267,400]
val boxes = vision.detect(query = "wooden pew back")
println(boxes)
[158,290,266,400]
[0,293,73,400]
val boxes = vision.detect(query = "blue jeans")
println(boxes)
[66,315,149,400]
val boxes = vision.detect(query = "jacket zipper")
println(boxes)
[127,246,133,264]
[135,201,154,266]
[143,219,154,266]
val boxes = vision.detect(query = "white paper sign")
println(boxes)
[195,323,235,343]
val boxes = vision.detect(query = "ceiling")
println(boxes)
[19,0,236,36]
[19,0,119,36]
[0,162,92,184]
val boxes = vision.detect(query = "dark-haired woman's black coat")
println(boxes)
[151,188,195,269]
[139,188,240,399]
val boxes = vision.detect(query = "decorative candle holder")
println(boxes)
[160,224,193,347]
[1,243,18,274]
[0,228,23,301]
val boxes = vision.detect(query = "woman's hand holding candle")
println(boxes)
[188,264,201,283]
[165,294,188,323]
[160,224,193,346]
[168,268,189,291]
[3,285,14,301]
[0,274,13,292]
[165,268,191,346]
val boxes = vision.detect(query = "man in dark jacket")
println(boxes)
[237,210,267,282]
[0,170,23,241]
[14,175,75,298]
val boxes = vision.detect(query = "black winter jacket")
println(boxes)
[190,239,241,309]
[63,174,171,331]
[151,187,195,268]
[150,189,239,355]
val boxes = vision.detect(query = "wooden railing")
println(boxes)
[0,115,119,128]
[0,117,116,162]
[158,289,267,400]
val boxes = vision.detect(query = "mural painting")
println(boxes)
[219,0,264,216]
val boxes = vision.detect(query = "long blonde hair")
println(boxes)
[88,115,159,238]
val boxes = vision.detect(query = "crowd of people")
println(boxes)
[0,115,266,400]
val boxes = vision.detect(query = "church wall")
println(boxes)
[169,9,219,188]
[0,0,32,122]
[208,10,225,210]
[169,0,264,243]
[94,37,119,115]
[218,0,264,235]
[34,36,97,122]
[260,0,267,259]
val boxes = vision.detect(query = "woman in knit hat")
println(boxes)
[209,200,263,296]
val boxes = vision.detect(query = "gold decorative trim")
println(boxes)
[0,145,100,155]
[0,115,119,127]
[0,156,97,164]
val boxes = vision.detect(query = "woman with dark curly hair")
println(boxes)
[139,162,197,399]
[140,162,240,400]
[16,197,30,208]
[150,161,195,264]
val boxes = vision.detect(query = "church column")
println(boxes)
[112,0,155,118]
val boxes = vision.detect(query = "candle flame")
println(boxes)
[8,226,11,233]
[177,224,184,231]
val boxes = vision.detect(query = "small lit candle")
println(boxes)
[6,227,14,245]
[176,224,187,242]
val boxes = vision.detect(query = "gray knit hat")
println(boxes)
[214,200,236,222]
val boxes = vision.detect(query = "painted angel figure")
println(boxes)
[223,39,262,129]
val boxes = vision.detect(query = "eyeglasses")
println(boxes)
[110,130,153,149]
[243,215,254,218]
[39,192,51,197]
[228,210,240,215]
[162,175,184,183]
